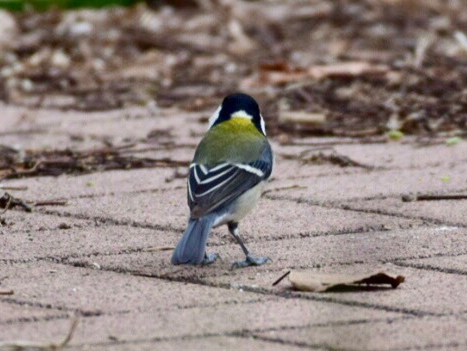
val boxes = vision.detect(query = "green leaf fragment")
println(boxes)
[446,137,461,146]
[441,176,451,182]
[387,130,404,141]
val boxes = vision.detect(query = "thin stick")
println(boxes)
[402,194,467,202]
[0,317,79,350]
[0,185,28,191]
[272,271,291,286]
[34,200,68,207]
[0,289,14,295]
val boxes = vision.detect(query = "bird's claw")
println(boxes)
[231,254,271,269]
[202,252,219,265]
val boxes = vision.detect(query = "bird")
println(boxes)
[171,93,274,268]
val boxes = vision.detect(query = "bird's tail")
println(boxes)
[171,215,216,265]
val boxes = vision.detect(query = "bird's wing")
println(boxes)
[187,142,273,219]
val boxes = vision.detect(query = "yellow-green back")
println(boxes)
[194,118,267,165]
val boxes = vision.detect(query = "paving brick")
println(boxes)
[46,188,420,240]
[3,95,467,351]
[334,141,467,169]
[1,103,131,132]
[0,132,105,151]
[71,336,320,351]
[401,254,467,274]
[268,159,349,183]
[1,261,267,314]
[344,197,467,226]
[65,227,467,298]
[270,163,467,203]
[1,104,205,151]
[255,315,467,351]
[0,302,64,324]
[256,316,467,351]
[197,264,467,316]
[3,168,183,202]
[0,211,92,235]
[0,299,398,344]
[1,224,173,262]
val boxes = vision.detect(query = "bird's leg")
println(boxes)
[202,252,219,265]
[228,222,271,268]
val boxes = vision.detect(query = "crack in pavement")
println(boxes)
[267,193,467,229]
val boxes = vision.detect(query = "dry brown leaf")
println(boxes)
[288,271,405,292]
[241,61,389,88]
[278,111,327,125]
[308,62,389,80]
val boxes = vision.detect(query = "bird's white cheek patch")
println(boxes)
[231,110,253,120]
[260,114,267,135]
[208,105,222,129]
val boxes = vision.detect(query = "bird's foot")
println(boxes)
[202,252,219,265]
[231,254,271,269]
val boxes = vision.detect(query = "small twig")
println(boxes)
[402,194,467,202]
[34,200,68,207]
[272,271,291,286]
[0,275,8,283]
[0,317,78,350]
[0,185,28,191]
[0,289,14,295]
[141,246,175,252]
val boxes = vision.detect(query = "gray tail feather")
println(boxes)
[171,215,216,265]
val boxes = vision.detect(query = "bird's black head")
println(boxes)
[208,93,266,135]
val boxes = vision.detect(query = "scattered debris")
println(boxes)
[0,192,68,213]
[0,2,466,137]
[0,192,33,213]
[0,145,187,181]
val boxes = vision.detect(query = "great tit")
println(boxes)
[171,93,274,268]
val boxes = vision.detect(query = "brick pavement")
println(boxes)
[1,102,467,350]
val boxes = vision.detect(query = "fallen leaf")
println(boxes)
[287,271,405,292]
[446,137,461,146]
[241,61,389,88]
[278,111,327,125]
[308,62,389,80]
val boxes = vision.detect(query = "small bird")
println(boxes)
[171,93,274,268]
